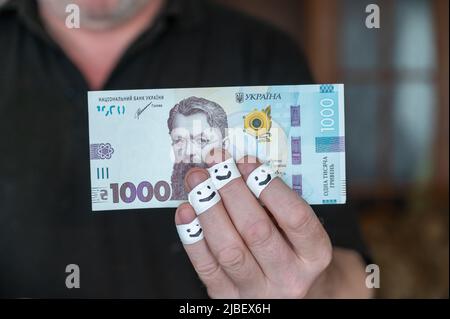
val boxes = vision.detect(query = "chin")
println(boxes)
[76,0,120,11]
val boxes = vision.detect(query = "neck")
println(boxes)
[39,0,164,90]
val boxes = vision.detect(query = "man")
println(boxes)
[168,96,229,200]
[0,0,372,297]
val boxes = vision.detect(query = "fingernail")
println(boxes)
[185,169,209,191]
[175,203,197,225]
[206,148,231,167]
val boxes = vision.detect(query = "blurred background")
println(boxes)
[215,0,449,298]
[0,0,446,298]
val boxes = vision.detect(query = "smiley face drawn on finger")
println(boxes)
[254,167,272,186]
[215,167,231,181]
[188,178,221,215]
[197,185,217,202]
[247,164,276,198]
[186,221,203,238]
[188,226,203,238]
[208,157,241,189]
[176,217,204,245]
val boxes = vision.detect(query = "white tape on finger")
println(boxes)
[207,157,241,190]
[176,217,204,245]
[246,164,276,198]
[188,178,221,215]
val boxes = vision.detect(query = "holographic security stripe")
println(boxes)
[291,137,301,164]
[290,105,300,127]
[315,136,345,153]
[292,175,302,196]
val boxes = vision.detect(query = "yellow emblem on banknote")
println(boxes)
[243,106,272,141]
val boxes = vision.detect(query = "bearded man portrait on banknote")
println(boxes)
[168,96,229,201]
[0,0,372,298]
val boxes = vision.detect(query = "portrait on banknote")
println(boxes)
[167,96,229,200]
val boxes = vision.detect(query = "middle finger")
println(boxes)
[205,149,299,284]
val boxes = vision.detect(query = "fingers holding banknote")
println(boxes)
[175,149,333,298]
[177,167,267,298]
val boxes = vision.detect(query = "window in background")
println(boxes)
[339,0,437,198]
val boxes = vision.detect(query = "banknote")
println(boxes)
[87,84,346,211]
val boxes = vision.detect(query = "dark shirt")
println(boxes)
[0,0,369,298]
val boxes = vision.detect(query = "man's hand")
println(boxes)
[175,149,370,298]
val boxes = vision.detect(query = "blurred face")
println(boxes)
[38,0,152,30]
[170,113,224,164]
